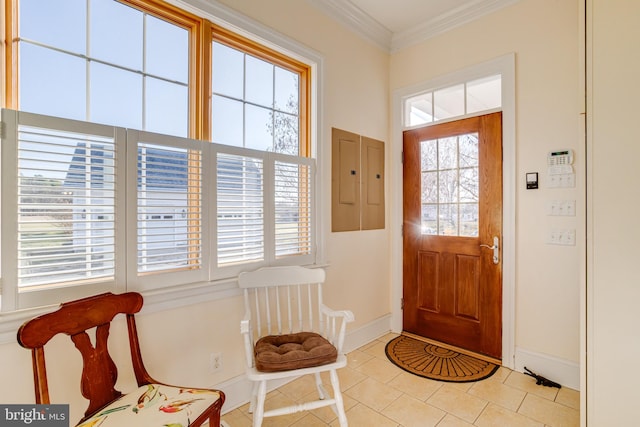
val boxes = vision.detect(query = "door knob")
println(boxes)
[480,236,500,264]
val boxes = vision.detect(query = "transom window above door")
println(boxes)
[405,74,501,127]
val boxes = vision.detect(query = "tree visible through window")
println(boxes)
[6,0,310,152]
[2,0,314,310]
[211,36,306,155]
[421,133,479,237]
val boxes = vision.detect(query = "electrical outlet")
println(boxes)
[210,352,223,373]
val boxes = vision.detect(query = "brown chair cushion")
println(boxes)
[254,332,338,372]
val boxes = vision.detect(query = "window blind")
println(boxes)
[1,109,317,311]
[136,142,202,273]
[16,123,116,288]
[274,159,312,258]
[216,152,264,266]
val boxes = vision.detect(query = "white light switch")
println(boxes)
[563,229,576,245]
[547,229,576,246]
[548,173,576,188]
[547,200,576,216]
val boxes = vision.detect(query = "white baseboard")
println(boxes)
[215,314,393,413]
[343,313,392,353]
[514,347,580,391]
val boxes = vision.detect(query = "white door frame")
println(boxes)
[390,53,516,368]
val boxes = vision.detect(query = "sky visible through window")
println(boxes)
[17,0,301,155]
[5,0,311,299]
[19,0,189,137]
[211,42,300,154]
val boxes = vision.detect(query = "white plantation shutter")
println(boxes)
[1,109,317,310]
[129,139,317,283]
[216,151,264,266]
[127,130,208,289]
[17,127,116,285]
[1,110,123,310]
[274,158,313,259]
[214,149,315,273]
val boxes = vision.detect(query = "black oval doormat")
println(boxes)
[385,335,499,383]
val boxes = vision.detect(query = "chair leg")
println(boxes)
[314,372,328,400]
[252,380,267,427]
[249,381,259,414]
[330,369,348,427]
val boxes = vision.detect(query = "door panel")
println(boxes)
[403,112,502,359]
[417,251,438,311]
[456,254,480,320]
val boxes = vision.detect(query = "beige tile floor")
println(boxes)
[221,333,580,427]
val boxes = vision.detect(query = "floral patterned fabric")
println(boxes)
[76,384,221,427]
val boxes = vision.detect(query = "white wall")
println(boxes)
[390,0,582,381]
[0,0,593,421]
[211,0,392,333]
[587,0,640,424]
[0,0,392,421]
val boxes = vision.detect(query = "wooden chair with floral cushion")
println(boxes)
[17,292,225,427]
[238,266,354,427]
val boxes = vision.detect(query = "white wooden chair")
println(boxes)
[238,266,355,427]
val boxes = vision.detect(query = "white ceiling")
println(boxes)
[307,0,521,52]
[349,0,476,33]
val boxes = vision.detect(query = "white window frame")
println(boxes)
[209,146,316,280]
[1,109,318,306]
[0,0,324,344]
[0,109,128,312]
[126,129,211,291]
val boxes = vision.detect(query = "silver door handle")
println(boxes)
[480,236,500,264]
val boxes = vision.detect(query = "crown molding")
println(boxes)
[391,0,521,52]
[307,0,520,53]
[306,0,392,51]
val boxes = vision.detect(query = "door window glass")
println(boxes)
[420,133,479,237]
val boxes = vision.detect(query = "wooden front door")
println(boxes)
[402,112,503,359]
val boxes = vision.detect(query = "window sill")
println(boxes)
[0,277,243,346]
[0,263,330,346]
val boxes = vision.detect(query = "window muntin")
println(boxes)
[19,0,86,55]
[434,84,465,121]
[211,41,302,154]
[405,74,502,127]
[9,0,311,154]
[466,75,502,114]
[15,0,191,137]
[3,0,315,311]
[421,133,479,237]
[2,109,316,309]
[19,43,88,121]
